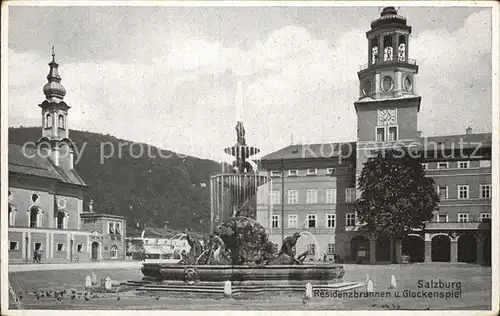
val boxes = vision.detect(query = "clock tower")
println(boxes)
[353,7,422,209]
[354,7,421,143]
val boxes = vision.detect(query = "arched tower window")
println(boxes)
[383,35,393,61]
[30,207,42,228]
[58,114,65,129]
[110,245,118,259]
[58,114,66,129]
[46,113,52,128]
[56,211,68,229]
[398,35,406,61]
[370,38,379,65]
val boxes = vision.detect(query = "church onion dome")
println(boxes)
[43,51,66,101]
[370,7,407,29]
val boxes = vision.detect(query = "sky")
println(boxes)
[8,5,493,161]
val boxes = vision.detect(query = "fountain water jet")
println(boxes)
[299,231,321,261]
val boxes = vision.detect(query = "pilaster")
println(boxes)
[369,235,377,264]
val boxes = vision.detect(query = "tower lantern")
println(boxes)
[358,7,419,101]
[38,48,75,170]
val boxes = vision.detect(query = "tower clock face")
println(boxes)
[378,109,397,125]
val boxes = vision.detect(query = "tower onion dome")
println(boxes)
[43,50,66,101]
[370,7,407,29]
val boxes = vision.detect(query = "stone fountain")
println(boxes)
[139,122,356,294]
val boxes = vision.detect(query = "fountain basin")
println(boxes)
[141,263,345,286]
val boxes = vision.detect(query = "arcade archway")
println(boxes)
[351,235,370,263]
[431,235,450,262]
[402,235,424,262]
[457,234,476,263]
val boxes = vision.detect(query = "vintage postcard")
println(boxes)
[1,1,498,314]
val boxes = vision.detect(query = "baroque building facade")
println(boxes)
[257,7,492,265]
[8,52,126,264]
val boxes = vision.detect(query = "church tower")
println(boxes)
[354,7,421,143]
[38,48,75,170]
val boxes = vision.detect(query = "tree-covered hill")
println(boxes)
[9,126,223,234]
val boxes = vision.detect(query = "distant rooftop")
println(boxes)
[80,212,126,220]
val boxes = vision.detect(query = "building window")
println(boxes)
[110,245,118,259]
[56,211,67,229]
[8,205,16,226]
[437,186,448,199]
[109,222,115,234]
[480,184,491,199]
[326,214,336,228]
[327,243,335,255]
[271,190,281,205]
[325,188,336,204]
[326,168,336,175]
[458,213,469,223]
[287,190,299,204]
[270,170,282,177]
[307,169,317,176]
[288,215,297,228]
[376,127,385,142]
[9,241,19,251]
[345,188,356,203]
[30,207,41,228]
[31,193,40,204]
[458,185,469,199]
[479,160,491,168]
[307,244,316,256]
[271,215,280,228]
[457,161,470,169]
[480,213,491,222]
[388,126,398,141]
[346,213,356,227]
[421,163,428,170]
[77,244,83,252]
[438,214,448,223]
[288,170,298,177]
[115,222,121,235]
[56,243,65,252]
[306,214,317,228]
[306,189,318,204]
[437,162,449,169]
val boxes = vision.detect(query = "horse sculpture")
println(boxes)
[267,232,308,265]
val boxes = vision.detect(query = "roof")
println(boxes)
[419,133,492,151]
[8,143,87,187]
[128,226,204,239]
[261,132,491,162]
[261,142,356,161]
[80,212,126,220]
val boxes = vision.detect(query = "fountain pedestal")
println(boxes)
[142,263,345,286]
